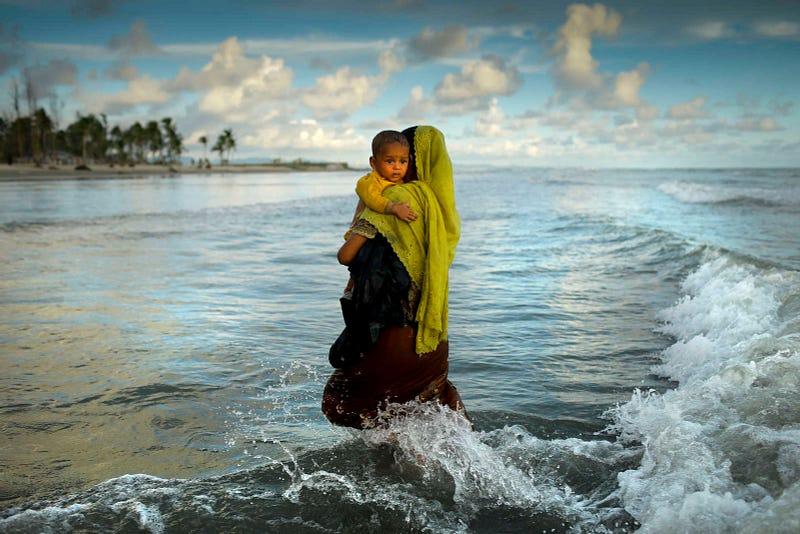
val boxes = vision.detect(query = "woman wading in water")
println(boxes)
[322,125,466,429]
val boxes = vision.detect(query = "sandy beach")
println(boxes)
[0,162,352,181]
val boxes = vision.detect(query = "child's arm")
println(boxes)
[386,201,416,222]
[355,176,417,222]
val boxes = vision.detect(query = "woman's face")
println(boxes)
[401,127,418,182]
[403,157,417,182]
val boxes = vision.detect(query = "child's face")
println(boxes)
[369,142,410,183]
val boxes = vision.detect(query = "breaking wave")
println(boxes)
[606,252,800,532]
[658,181,800,207]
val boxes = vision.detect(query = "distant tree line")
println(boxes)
[2,70,237,167]
[1,109,185,168]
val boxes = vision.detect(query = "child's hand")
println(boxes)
[390,202,417,222]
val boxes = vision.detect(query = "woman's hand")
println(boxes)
[337,234,368,265]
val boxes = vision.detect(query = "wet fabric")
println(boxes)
[323,326,465,429]
[328,233,414,369]
[408,126,460,263]
[361,126,460,354]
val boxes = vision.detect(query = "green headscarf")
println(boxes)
[361,126,460,355]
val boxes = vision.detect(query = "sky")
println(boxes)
[1,0,799,167]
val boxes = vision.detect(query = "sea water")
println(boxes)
[0,168,798,533]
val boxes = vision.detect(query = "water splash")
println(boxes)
[274,402,639,532]
[605,253,800,532]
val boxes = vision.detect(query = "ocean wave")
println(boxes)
[0,406,640,533]
[658,181,800,207]
[282,403,640,532]
[606,252,800,532]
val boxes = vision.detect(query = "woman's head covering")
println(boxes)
[360,125,458,355]
[403,125,460,264]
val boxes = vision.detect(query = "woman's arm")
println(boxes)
[350,198,365,226]
[337,234,368,265]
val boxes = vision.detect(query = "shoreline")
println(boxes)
[0,163,354,182]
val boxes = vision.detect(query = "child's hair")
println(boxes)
[371,130,410,157]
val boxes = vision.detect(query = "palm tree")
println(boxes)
[198,135,207,166]
[65,114,107,164]
[145,120,163,163]
[222,128,236,164]
[160,117,182,164]
[109,125,125,164]
[212,133,226,165]
[125,122,145,164]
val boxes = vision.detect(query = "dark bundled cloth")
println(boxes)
[329,233,414,369]
[323,326,461,429]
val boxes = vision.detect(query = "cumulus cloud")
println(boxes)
[397,85,434,122]
[552,3,621,90]
[198,59,293,116]
[164,36,396,121]
[613,63,649,107]
[434,55,522,106]
[685,21,734,40]
[472,98,507,137]
[242,118,367,152]
[668,96,710,119]
[753,21,799,38]
[468,98,538,138]
[408,25,477,60]
[302,67,380,119]
[107,20,161,56]
[168,38,292,93]
[378,47,405,75]
[550,4,652,114]
[85,75,169,114]
[161,37,294,121]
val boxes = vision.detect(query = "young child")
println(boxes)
[342,130,416,295]
[348,130,417,227]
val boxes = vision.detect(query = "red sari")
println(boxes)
[322,326,465,429]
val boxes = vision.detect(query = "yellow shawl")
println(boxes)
[361,126,460,355]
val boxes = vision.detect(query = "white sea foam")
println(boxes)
[0,474,178,534]
[0,503,88,534]
[276,402,638,532]
[606,254,800,532]
[658,180,800,206]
